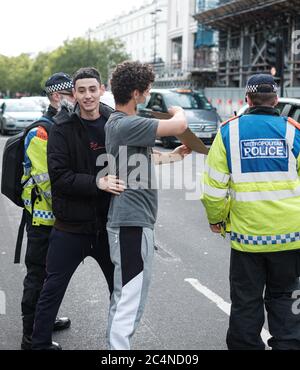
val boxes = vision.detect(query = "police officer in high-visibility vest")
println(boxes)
[202,74,300,350]
[21,73,75,350]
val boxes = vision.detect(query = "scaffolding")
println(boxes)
[195,0,300,87]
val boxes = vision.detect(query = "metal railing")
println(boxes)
[153,59,218,79]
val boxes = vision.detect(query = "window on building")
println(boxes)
[171,37,183,68]
[196,0,219,13]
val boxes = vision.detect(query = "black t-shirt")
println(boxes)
[82,116,111,229]
[82,116,107,171]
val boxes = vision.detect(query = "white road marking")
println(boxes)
[0,290,6,315]
[185,278,271,347]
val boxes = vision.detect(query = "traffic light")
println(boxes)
[265,37,284,79]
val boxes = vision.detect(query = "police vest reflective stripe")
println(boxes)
[204,184,229,198]
[229,118,298,184]
[230,185,300,202]
[205,163,230,184]
[32,173,50,184]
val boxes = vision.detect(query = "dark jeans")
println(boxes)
[21,211,52,337]
[227,248,300,350]
[32,228,114,349]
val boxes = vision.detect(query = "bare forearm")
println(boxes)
[153,152,183,165]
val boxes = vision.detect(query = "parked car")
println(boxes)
[138,88,220,148]
[0,99,43,135]
[238,97,300,120]
[21,96,49,113]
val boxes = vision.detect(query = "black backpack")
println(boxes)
[1,117,53,263]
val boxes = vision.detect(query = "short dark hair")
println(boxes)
[73,67,101,87]
[111,61,155,105]
[247,92,277,106]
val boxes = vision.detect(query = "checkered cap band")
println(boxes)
[45,81,73,94]
[246,84,278,94]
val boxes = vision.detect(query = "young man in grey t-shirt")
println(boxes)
[105,61,190,350]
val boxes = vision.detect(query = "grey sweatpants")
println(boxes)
[107,226,154,350]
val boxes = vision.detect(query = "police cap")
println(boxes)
[44,72,74,94]
[246,74,278,94]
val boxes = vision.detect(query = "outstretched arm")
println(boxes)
[153,145,191,165]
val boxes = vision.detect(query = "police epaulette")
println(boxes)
[221,115,240,127]
[287,117,300,130]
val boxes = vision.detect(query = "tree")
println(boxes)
[0,37,129,96]
[26,52,50,95]
[47,37,129,84]
[0,55,10,94]
[5,54,33,96]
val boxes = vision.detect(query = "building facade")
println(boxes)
[195,0,300,88]
[92,0,168,64]
[155,0,219,88]
[91,0,220,88]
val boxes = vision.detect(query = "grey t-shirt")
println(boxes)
[105,111,159,229]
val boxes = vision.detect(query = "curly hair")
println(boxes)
[111,61,155,105]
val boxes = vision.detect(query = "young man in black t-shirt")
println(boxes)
[31,68,125,350]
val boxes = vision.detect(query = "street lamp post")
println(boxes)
[150,7,162,64]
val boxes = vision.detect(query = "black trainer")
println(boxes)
[41,341,62,350]
[21,335,62,351]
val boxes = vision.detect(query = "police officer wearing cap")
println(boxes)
[20,73,75,350]
[201,74,300,350]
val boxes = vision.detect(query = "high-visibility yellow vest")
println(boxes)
[21,126,54,226]
[201,114,300,253]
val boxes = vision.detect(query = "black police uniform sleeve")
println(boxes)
[47,125,98,198]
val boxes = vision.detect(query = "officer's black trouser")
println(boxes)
[31,228,114,349]
[21,211,52,337]
[227,248,300,350]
